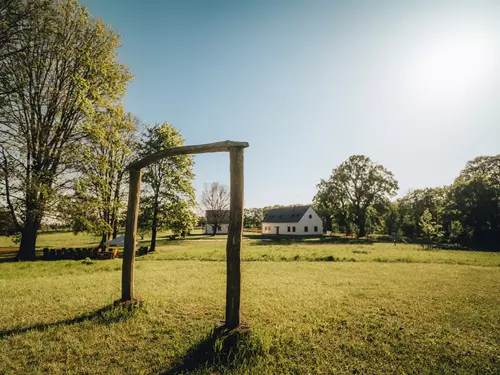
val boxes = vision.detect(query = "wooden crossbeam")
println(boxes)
[126,141,249,170]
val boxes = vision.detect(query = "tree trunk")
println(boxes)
[112,222,118,239]
[111,174,123,240]
[355,208,367,238]
[358,216,367,238]
[99,232,109,249]
[358,225,366,238]
[324,215,332,232]
[150,214,157,252]
[18,214,39,261]
[150,194,159,252]
[212,224,217,236]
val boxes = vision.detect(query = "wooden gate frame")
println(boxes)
[121,141,249,329]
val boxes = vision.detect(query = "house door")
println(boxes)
[276,226,279,235]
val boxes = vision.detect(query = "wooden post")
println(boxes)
[122,168,142,302]
[225,147,244,329]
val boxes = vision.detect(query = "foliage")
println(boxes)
[396,187,448,238]
[419,209,443,245]
[64,107,137,245]
[447,175,499,240]
[459,155,500,184]
[165,200,197,237]
[138,122,196,250]
[0,207,16,235]
[244,208,263,228]
[0,0,132,259]
[315,155,398,237]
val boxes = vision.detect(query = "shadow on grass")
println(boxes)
[162,326,264,375]
[0,303,139,339]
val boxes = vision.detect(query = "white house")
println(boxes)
[204,210,230,235]
[262,206,323,236]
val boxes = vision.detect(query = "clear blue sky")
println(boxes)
[82,0,500,208]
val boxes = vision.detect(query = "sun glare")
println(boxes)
[405,26,497,103]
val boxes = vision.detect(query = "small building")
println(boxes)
[262,205,323,236]
[204,210,230,234]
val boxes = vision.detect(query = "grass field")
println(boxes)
[0,233,499,374]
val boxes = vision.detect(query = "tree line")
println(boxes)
[0,0,197,259]
[313,154,500,249]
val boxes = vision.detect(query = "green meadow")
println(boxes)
[0,232,499,374]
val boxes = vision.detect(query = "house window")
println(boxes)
[314,226,318,232]
[309,214,312,219]
[287,226,291,232]
[292,227,296,232]
[304,226,308,232]
[218,225,222,231]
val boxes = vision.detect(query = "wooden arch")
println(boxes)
[121,141,249,329]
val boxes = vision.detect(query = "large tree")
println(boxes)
[139,123,196,251]
[66,107,137,246]
[200,182,229,235]
[447,157,500,245]
[315,155,398,237]
[314,178,352,235]
[0,0,132,259]
[458,155,500,185]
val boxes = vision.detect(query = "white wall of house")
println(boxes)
[204,224,229,234]
[262,207,323,235]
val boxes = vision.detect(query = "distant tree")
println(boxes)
[397,187,448,238]
[448,220,465,243]
[459,155,500,184]
[315,155,398,237]
[419,209,443,247]
[447,176,499,240]
[65,107,137,247]
[313,179,350,234]
[0,0,132,260]
[201,182,229,235]
[165,201,197,238]
[139,123,196,251]
[197,215,207,227]
[244,208,263,229]
[382,201,401,236]
[443,155,500,248]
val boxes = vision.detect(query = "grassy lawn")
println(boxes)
[0,229,219,249]
[0,232,101,249]
[2,231,498,266]
[151,239,500,266]
[0,235,499,374]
